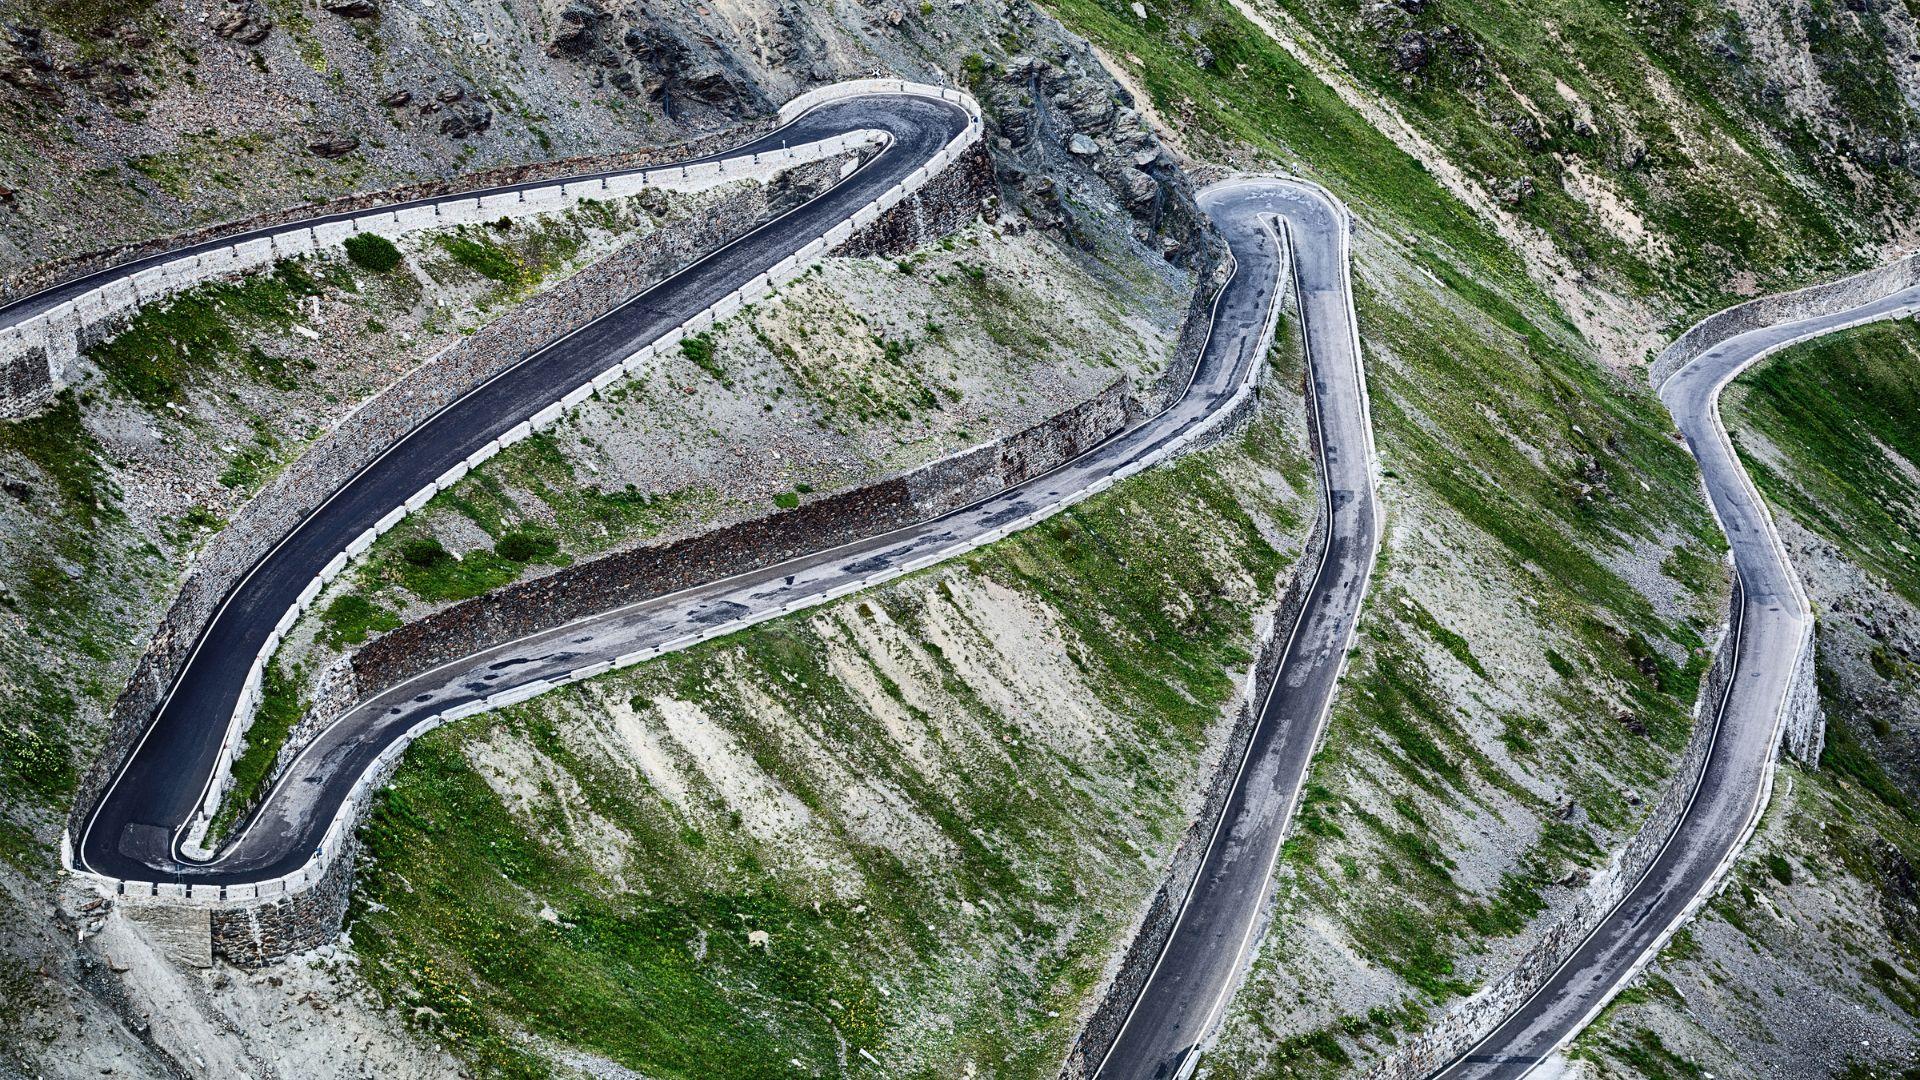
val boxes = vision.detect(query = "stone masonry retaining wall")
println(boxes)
[832,143,994,259]
[1648,253,1920,390]
[352,373,1131,698]
[66,157,851,847]
[207,833,358,968]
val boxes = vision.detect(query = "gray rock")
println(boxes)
[321,0,379,17]
[379,89,411,107]
[306,135,361,158]
[1112,165,1159,208]
[438,104,493,139]
[1390,30,1431,72]
[211,9,273,46]
[1068,133,1100,156]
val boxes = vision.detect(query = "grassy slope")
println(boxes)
[1574,319,1920,1077]
[1229,0,1916,310]
[345,393,1313,1078]
[0,189,751,1065]
[1731,320,1920,608]
[1035,0,1729,1070]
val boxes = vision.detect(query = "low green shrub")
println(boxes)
[344,233,402,272]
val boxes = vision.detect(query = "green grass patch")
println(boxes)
[88,260,326,406]
[205,660,306,846]
[1728,319,1920,607]
[319,592,403,647]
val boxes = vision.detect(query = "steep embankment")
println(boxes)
[1573,317,1920,1079]
[0,0,1209,1073]
[1034,0,1915,1073]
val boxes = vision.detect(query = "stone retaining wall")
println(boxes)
[1781,627,1825,764]
[206,835,358,968]
[832,143,994,259]
[65,158,848,845]
[1138,234,1233,420]
[1648,253,1920,390]
[352,373,1132,699]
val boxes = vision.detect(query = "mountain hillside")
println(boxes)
[0,0,1916,1076]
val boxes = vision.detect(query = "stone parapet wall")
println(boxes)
[1648,253,1920,390]
[0,121,772,309]
[65,160,846,846]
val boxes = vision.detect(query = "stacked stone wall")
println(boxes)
[832,143,994,259]
[353,477,918,692]
[206,839,358,968]
[1648,253,1920,389]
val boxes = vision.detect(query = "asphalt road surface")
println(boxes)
[1433,283,1920,1078]
[1094,178,1380,1080]
[67,90,972,884]
[64,104,1298,891]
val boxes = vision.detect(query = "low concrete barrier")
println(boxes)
[0,127,883,419]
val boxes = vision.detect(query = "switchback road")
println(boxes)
[63,96,1310,904]
[1095,177,1380,1080]
[1433,279,1920,1078]
[67,87,973,885]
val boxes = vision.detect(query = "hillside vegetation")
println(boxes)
[1574,318,1920,1078]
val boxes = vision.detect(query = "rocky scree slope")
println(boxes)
[0,0,1211,283]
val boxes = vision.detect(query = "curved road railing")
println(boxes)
[61,80,983,901]
[1093,176,1381,1080]
[1424,265,1920,1078]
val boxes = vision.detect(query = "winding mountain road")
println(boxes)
[58,94,1339,915]
[1433,281,1920,1078]
[64,87,974,886]
[42,65,1903,1074]
[1092,179,1379,1079]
